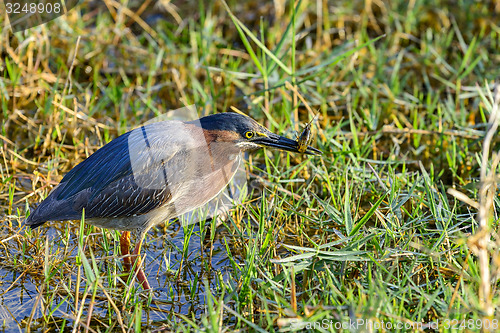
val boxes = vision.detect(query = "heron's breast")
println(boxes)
[166,152,241,216]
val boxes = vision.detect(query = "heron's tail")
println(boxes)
[24,210,47,229]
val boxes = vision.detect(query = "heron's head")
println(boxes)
[195,112,321,155]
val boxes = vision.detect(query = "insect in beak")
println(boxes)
[297,113,319,153]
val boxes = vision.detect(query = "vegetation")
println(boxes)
[1,0,500,331]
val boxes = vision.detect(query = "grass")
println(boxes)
[1,0,500,331]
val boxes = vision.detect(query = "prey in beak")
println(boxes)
[253,133,322,155]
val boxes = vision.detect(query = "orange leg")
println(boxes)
[131,239,151,290]
[120,231,132,272]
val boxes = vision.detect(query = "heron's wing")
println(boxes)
[81,172,173,218]
[56,131,133,200]
[31,122,197,222]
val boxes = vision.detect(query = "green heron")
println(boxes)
[26,112,321,289]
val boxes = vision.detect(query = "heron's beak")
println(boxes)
[254,134,322,155]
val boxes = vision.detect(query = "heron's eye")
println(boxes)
[245,131,255,139]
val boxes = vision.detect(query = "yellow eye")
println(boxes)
[245,131,255,139]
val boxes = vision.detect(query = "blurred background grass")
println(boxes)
[1,0,500,331]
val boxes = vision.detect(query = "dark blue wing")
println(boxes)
[26,124,178,226]
[56,131,133,201]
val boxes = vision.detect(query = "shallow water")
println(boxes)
[0,219,236,331]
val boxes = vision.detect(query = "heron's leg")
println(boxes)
[131,238,151,290]
[120,231,132,271]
